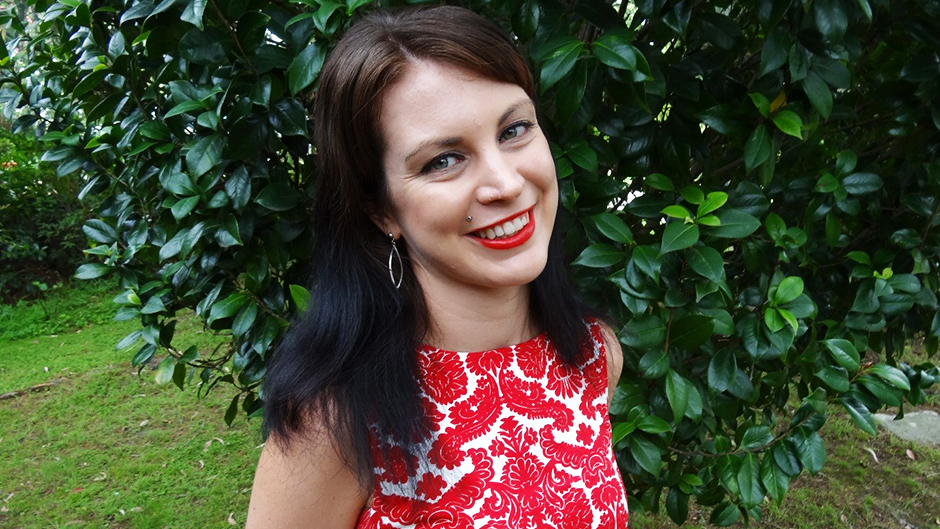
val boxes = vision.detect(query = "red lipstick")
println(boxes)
[468,208,535,250]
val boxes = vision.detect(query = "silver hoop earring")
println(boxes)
[387,233,403,289]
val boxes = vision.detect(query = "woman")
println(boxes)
[246,6,628,528]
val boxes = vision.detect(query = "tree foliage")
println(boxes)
[2,0,939,522]
[0,125,89,300]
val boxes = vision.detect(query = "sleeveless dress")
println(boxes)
[356,320,630,528]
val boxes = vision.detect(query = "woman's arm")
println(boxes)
[598,322,624,406]
[246,428,369,529]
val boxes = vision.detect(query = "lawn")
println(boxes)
[0,282,937,528]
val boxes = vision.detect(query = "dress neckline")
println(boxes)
[419,331,547,355]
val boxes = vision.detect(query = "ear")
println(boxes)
[366,201,401,239]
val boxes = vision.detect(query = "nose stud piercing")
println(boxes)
[466,216,472,222]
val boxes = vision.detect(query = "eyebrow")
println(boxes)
[402,98,534,165]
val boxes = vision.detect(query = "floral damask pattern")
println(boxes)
[356,321,629,529]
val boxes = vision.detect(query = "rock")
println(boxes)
[873,410,940,446]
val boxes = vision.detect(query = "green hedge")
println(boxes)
[0,126,89,301]
[2,0,938,523]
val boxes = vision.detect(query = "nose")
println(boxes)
[475,150,525,204]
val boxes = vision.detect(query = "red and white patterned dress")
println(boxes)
[356,320,629,528]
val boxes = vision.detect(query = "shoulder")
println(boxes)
[246,420,370,529]
[593,319,623,404]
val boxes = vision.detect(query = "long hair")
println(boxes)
[262,5,593,485]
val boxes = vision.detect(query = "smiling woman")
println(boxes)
[246,6,628,528]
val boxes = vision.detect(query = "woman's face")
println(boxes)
[378,60,558,297]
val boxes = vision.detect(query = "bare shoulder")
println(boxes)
[246,422,369,529]
[596,320,624,405]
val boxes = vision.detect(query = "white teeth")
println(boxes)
[473,211,532,240]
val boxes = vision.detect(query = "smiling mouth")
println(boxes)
[472,211,531,240]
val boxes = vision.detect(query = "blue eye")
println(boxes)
[423,154,460,173]
[500,121,532,142]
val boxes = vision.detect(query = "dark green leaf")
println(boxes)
[181,0,206,29]
[140,295,166,315]
[638,350,670,379]
[632,245,662,280]
[636,415,672,434]
[708,209,761,238]
[823,339,860,371]
[645,173,675,191]
[155,356,176,386]
[75,263,112,280]
[171,196,200,220]
[839,397,877,435]
[288,41,327,95]
[802,73,833,119]
[760,27,790,76]
[741,425,773,450]
[813,0,848,41]
[567,138,598,173]
[255,183,302,211]
[593,32,643,71]
[842,172,883,194]
[590,212,633,244]
[185,134,224,177]
[83,219,118,244]
[816,365,850,392]
[761,457,790,505]
[736,453,763,507]
[209,292,248,323]
[225,167,251,210]
[271,98,308,137]
[666,487,689,524]
[621,315,667,350]
[671,314,714,349]
[659,222,699,255]
[708,349,737,392]
[224,394,240,426]
[688,245,724,282]
[165,100,206,118]
[666,370,689,422]
[798,432,826,474]
[711,502,740,526]
[628,435,662,476]
[868,364,911,390]
[611,422,634,445]
[132,344,156,367]
[573,243,623,268]
[744,125,772,172]
[540,38,584,93]
[179,27,227,65]
[231,302,258,337]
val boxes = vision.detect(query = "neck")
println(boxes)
[416,275,536,352]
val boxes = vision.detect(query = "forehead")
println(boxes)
[379,61,533,150]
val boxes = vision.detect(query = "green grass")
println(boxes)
[0,282,261,528]
[1,283,938,528]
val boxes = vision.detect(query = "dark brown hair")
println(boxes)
[264,5,591,485]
